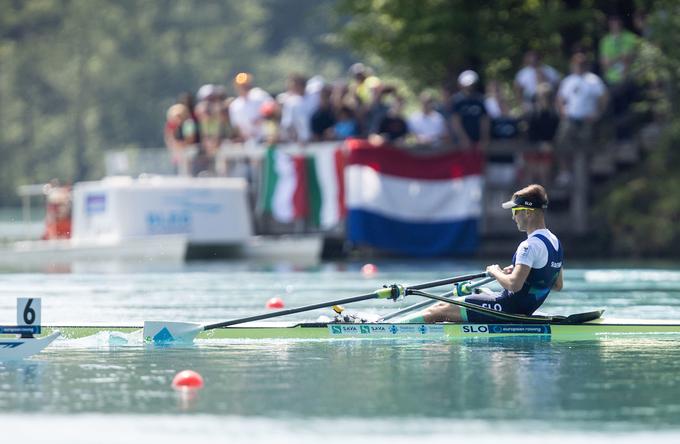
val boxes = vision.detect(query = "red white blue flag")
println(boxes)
[345,139,484,256]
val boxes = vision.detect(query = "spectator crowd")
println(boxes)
[165,13,653,186]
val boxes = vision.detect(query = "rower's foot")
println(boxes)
[333,312,377,323]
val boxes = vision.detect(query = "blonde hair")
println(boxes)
[166,103,189,121]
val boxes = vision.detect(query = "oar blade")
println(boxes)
[143,321,203,344]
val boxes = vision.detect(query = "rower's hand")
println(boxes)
[486,264,503,277]
[503,265,514,274]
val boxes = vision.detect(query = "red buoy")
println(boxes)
[361,263,378,276]
[172,370,204,389]
[266,297,285,309]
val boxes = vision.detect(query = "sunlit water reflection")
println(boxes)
[2,261,680,442]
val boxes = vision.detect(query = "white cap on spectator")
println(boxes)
[306,75,325,95]
[458,70,479,87]
[197,84,215,101]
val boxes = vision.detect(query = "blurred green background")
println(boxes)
[1,0,678,254]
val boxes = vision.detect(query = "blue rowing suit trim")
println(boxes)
[464,233,563,323]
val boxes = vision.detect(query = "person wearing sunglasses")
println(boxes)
[404,183,563,323]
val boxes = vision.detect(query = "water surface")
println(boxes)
[2,261,680,442]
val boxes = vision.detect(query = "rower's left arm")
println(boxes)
[486,264,531,293]
[552,269,563,291]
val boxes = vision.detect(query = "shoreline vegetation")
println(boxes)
[1,1,678,257]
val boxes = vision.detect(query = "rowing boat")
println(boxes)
[28,312,680,342]
[7,274,680,350]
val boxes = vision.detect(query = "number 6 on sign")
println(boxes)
[17,298,41,328]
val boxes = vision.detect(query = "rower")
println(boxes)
[403,184,563,323]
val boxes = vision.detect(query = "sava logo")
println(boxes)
[551,261,563,268]
[329,325,361,335]
[329,324,445,336]
[366,325,388,333]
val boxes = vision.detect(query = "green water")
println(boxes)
[1,262,680,442]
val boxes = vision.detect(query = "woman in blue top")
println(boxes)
[409,184,563,323]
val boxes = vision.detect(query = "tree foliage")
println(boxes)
[0,0,350,205]
[338,0,601,87]
[597,2,680,257]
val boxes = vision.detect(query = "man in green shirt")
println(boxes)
[599,15,639,85]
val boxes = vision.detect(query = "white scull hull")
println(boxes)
[0,332,61,361]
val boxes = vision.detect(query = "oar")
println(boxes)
[409,289,605,324]
[407,288,558,323]
[380,276,496,322]
[143,272,487,344]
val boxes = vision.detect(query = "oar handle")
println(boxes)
[408,272,488,290]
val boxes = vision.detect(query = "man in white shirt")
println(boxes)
[514,51,561,113]
[228,72,273,143]
[407,92,448,146]
[555,53,609,184]
[557,54,608,122]
[280,74,312,144]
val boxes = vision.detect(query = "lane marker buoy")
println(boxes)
[361,263,378,276]
[266,297,285,309]
[172,370,204,389]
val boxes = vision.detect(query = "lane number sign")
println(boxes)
[17,298,41,327]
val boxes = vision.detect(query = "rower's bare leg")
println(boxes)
[423,302,465,322]
[399,301,465,323]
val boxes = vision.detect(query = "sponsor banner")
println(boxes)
[460,324,552,335]
[328,324,445,337]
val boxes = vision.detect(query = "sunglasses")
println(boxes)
[511,207,536,216]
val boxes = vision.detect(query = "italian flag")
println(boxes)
[259,144,345,227]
